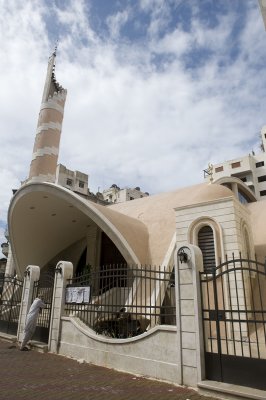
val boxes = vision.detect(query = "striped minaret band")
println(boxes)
[28,51,67,183]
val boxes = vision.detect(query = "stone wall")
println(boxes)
[59,317,179,383]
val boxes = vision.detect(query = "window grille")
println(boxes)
[198,225,216,271]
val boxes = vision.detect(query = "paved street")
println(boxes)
[0,339,217,400]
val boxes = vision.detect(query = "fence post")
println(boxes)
[175,244,205,387]
[48,260,73,353]
[17,265,40,343]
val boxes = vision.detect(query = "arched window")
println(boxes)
[198,226,216,271]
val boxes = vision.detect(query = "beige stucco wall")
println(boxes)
[175,196,254,260]
[32,130,61,153]
[110,183,233,266]
[247,201,266,262]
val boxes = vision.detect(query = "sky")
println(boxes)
[1,0,266,252]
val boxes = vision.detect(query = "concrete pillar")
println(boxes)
[17,265,40,342]
[175,244,205,387]
[48,261,73,353]
[231,182,238,199]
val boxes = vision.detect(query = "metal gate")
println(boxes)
[200,254,266,391]
[0,275,23,335]
[31,271,55,343]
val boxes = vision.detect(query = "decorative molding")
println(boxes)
[36,122,61,134]
[32,146,59,160]
[28,173,56,183]
[41,101,64,114]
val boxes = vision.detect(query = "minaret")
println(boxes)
[28,48,67,183]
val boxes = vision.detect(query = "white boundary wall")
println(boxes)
[59,317,179,383]
[47,250,204,386]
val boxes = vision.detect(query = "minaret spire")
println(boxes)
[28,47,67,183]
[53,39,58,56]
[41,40,60,103]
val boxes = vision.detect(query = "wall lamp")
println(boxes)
[55,265,62,274]
[177,247,191,264]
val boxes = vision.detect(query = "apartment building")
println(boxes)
[55,164,89,197]
[205,126,266,201]
[102,184,149,203]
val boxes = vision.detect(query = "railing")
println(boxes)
[0,272,4,295]
[31,271,55,343]
[0,274,23,335]
[200,253,266,359]
[203,168,211,179]
[64,264,176,339]
[200,253,266,390]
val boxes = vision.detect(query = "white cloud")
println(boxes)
[139,0,173,39]
[0,0,266,248]
[54,0,96,44]
[106,9,131,40]
[0,169,20,250]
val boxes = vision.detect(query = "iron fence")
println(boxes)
[200,253,266,390]
[31,271,55,343]
[0,274,23,335]
[64,264,176,338]
[0,272,4,295]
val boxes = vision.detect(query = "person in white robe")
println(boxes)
[20,296,45,351]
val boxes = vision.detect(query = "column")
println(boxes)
[175,244,205,387]
[48,261,73,353]
[17,265,40,343]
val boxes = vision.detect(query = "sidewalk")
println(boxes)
[0,339,216,400]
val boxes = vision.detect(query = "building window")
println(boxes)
[231,161,241,169]
[256,161,264,168]
[79,181,85,188]
[198,226,216,271]
[260,190,266,196]
[66,178,73,186]
[215,166,224,173]
[240,177,247,182]
[238,190,250,204]
[258,175,266,183]
[129,197,134,200]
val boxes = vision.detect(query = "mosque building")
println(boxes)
[5,50,266,278]
[2,49,266,392]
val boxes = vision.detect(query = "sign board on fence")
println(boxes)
[65,286,90,303]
